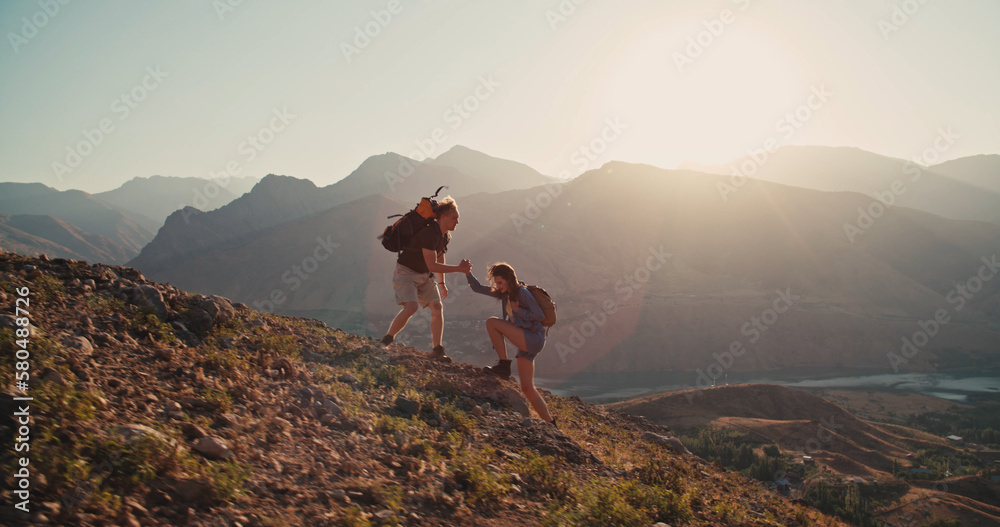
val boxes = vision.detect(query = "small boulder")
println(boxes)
[199,295,235,323]
[180,423,207,440]
[395,396,420,416]
[135,285,168,319]
[115,424,173,445]
[486,388,530,418]
[321,399,344,418]
[192,436,233,460]
[186,308,214,333]
[214,413,238,428]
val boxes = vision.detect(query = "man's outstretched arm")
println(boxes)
[422,248,469,274]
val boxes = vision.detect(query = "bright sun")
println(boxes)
[597,16,809,167]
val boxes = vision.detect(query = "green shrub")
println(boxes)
[451,448,510,503]
[544,479,691,527]
[512,452,572,498]
[206,460,253,501]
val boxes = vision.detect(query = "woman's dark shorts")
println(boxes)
[516,327,546,361]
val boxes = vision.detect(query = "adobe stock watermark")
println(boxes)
[887,254,998,372]
[510,116,627,233]
[51,65,170,182]
[672,0,751,73]
[341,0,404,63]
[685,289,799,403]
[544,0,589,31]
[179,107,296,223]
[384,75,501,191]
[252,235,341,313]
[717,84,833,201]
[842,126,958,244]
[555,246,673,363]
[878,0,933,41]
[213,0,251,21]
[7,0,71,54]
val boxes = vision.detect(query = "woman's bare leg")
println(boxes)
[516,357,552,422]
[485,317,528,360]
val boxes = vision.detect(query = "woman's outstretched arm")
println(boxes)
[466,272,502,298]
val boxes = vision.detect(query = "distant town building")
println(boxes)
[946,435,964,445]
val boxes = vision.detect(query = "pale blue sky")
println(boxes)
[2,0,998,192]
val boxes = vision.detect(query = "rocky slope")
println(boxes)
[0,254,846,526]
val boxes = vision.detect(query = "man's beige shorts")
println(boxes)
[393,263,440,308]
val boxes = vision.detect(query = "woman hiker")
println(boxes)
[463,262,556,427]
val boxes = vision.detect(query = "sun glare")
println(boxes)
[597,18,807,166]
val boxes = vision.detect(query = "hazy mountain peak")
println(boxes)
[440,144,476,155]
[163,206,203,225]
[251,173,319,193]
[434,144,532,169]
[0,181,58,200]
[429,144,551,190]
[434,144,491,162]
[351,152,422,177]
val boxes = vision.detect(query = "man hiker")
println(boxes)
[378,196,470,361]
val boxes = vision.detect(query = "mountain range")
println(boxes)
[0,175,258,263]
[121,146,1000,380]
[684,146,1000,225]
[128,146,554,275]
[94,174,259,227]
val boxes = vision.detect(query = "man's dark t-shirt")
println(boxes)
[397,223,449,274]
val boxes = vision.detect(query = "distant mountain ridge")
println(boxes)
[95,174,260,228]
[710,145,1000,225]
[430,145,555,190]
[129,146,555,275]
[0,182,155,262]
[931,154,1000,194]
[0,213,131,263]
[128,174,337,275]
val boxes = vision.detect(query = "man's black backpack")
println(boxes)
[378,186,447,253]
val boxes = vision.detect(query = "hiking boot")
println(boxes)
[483,359,511,379]
[378,334,394,347]
[429,345,452,363]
